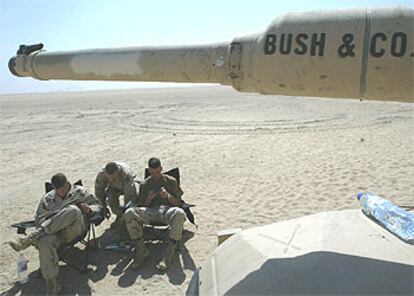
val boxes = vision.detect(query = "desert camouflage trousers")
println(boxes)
[106,186,135,217]
[36,205,86,279]
[124,206,186,241]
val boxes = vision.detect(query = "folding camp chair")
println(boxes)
[142,167,196,242]
[11,180,104,273]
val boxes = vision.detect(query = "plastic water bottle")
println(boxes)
[17,252,29,284]
[357,192,414,244]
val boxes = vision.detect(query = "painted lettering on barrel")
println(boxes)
[294,34,308,55]
[264,31,411,58]
[310,33,326,56]
[391,32,407,57]
[280,33,293,55]
[264,33,325,56]
[264,34,277,55]
[370,32,408,58]
[370,32,386,57]
[338,34,355,57]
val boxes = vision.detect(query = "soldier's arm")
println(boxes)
[165,178,183,207]
[122,173,139,205]
[140,184,155,207]
[166,193,181,207]
[34,194,47,226]
[94,172,107,206]
[81,187,103,214]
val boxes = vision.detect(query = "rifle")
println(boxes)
[11,199,104,235]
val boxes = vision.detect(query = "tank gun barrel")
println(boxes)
[9,43,231,84]
[8,6,413,102]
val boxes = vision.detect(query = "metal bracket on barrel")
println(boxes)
[228,42,242,89]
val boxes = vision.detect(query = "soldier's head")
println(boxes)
[104,162,120,183]
[148,157,162,180]
[51,173,70,198]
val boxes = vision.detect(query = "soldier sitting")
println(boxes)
[8,173,103,295]
[124,157,186,271]
[94,161,139,228]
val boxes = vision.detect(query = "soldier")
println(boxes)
[124,157,186,271]
[8,173,103,295]
[94,161,138,228]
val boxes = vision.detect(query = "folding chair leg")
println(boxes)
[83,224,99,272]
[82,227,89,272]
[58,223,98,274]
[91,223,97,248]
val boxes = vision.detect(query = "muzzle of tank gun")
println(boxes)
[8,57,21,77]
[9,43,45,78]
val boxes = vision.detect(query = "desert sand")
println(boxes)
[0,86,413,295]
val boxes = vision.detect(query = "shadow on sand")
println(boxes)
[2,227,196,296]
[117,228,196,288]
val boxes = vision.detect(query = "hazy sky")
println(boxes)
[1,0,413,94]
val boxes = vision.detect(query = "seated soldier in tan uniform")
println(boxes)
[94,161,138,228]
[124,157,186,271]
[8,173,102,295]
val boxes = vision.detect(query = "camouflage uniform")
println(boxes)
[124,174,186,241]
[94,162,138,217]
[34,185,102,280]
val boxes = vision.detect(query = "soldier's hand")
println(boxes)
[148,191,157,200]
[159,187,170,199]
[103,207,111,219]
[78,203,92,214]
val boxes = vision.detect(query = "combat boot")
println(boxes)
[46,277,61,295]
[156,239,178,271]
[8,228,44,251]
[131,239,149,269]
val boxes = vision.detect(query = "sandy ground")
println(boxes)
[0,86,413,295]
